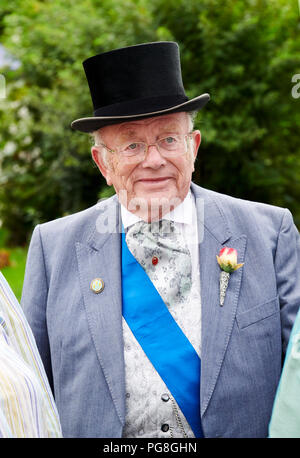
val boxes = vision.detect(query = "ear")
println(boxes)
[91,146,113,186]
[189,130,201,172]
[192,130,201,160]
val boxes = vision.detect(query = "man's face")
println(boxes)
[91,112,201,220]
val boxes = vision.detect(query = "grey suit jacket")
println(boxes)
[21,183,300,438]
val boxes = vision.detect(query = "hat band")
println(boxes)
[93,94,189,117]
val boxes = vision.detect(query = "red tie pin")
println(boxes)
[152,256,158,266]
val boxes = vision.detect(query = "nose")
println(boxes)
[141,144,167,169]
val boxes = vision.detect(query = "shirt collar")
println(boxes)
[121,190,193,230]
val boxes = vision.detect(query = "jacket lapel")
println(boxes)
[75,196,126,425]
[192,184,247,416]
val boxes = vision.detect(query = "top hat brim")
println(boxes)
[71,93,210,133]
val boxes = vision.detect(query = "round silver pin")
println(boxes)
[90,278,105,294]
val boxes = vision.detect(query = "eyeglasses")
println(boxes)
[96,133,193,161]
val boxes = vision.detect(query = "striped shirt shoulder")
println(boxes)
[0,272,62,438]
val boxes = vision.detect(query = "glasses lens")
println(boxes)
[158,135,186,154]
[120,142,146,157]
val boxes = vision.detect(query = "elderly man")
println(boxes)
[21,42,300,438]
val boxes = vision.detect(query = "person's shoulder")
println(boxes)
[191,182,290,231]
[36,194,118,241]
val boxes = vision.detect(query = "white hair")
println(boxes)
[91,111,197,165]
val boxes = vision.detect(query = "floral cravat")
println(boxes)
[125,219,192,307]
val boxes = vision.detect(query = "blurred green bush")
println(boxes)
[0,228,27,300]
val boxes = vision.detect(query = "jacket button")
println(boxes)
[161,393,170,402]
[161,424,169,432]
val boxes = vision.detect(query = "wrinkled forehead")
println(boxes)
[99,112,189,143]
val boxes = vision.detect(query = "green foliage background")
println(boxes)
[0,0,299,247]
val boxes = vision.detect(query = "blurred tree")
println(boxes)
[152,0,300,223]
[0,0,299,245]
[0,0,157,244]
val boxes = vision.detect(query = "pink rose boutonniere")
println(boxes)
[216,247,244,306]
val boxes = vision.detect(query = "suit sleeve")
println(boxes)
[21,225,54,392]
[275,209,300,355]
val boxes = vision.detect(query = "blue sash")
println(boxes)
[121,232,204,438]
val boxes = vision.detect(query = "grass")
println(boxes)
[0,246,28,301]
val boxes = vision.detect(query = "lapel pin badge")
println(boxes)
[90,278,105,294]
[216,247,244,306]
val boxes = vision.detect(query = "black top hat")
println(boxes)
[71,41,210,133]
